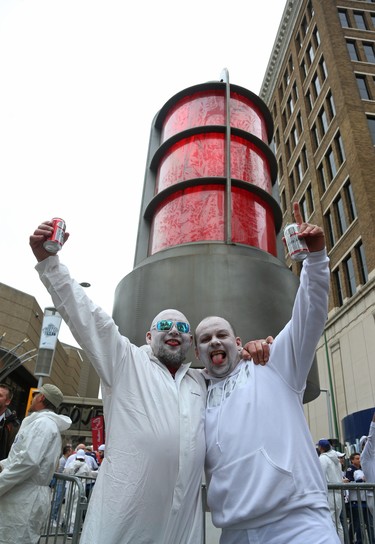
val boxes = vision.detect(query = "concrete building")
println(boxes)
[260,0,375,447]
[0,282,101,443]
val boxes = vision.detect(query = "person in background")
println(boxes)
[97,444,105,465]
[0,384,20,459]
[317,439,345,543]
[51,444,73,526]
[65,443,98,471]
[0,384,71,544]
[64,449,96,539]
[360,412,375,543]
[346,452,374,544]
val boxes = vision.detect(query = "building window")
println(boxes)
[338,9,350,28]
[347,40,359,61]
[287,95,294,116]
[320,58,328,80]
[301,145,308,172]
[364,42,375,63]
[333,269,344,306]
[344,180,357,222]
[300,195,308,221]
[344,255,356,297]
[280,189,286,213]
[367,115,375,144]
[336,133,346,163]
[275,128,280,148]
[278,158,284,178]
[354,11,367,30]
[289,173,296,196]
[356,74,371,99]
[356,242,368,283]
[313,28,320,48]
[327,91,336,118]
[306,184,314,214]
[318,163,327,192]
[312,74,321,98]
[312,123,320,149]
[291,125,298,148]
[296,112,303,134]
[295,158,303,184]
[306,89,313,112]
[327,147,338,180]
[318,107,328,134]
[334,195,348,236]
[301,185,314,220]
[325,209,336,249]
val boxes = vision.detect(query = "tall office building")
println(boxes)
[260,0,375,446]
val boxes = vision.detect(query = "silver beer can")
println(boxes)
[43,218,66,253]
[283,223,309,261]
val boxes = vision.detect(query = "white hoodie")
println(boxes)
[204,250,330,529]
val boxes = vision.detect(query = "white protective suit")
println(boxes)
[36,256,207,544]
[64,458,93,533]
[319,449,345,543]
[203,250,340,543]
[0,409,72,544]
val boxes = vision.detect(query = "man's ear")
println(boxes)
[236,337,242,347]
[146,331,151,345]
[194,347,199,360]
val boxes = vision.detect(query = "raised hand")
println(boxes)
[293,202,325,253]
[29,221,70,262]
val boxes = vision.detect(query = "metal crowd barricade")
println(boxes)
[328,482,375,544]
[40,473,97,544]
[39,478,375,544]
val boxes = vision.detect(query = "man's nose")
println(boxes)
[210,337,221,347]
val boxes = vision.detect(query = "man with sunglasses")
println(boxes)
[29,221,269,544]
[195,203,340,544]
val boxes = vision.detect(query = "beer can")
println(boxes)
[283,223,309,261]
[43,218,66,253]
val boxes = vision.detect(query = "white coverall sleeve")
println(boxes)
[0,419,56,498]
[270,249,330,391]
[361,421,375,473]
[35,256,127,387]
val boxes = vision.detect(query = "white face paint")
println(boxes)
[195,316,241,378]
[146,309,192,368]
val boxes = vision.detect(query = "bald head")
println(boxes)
[146,309,193,368]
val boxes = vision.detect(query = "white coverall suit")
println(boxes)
[0,409,72,544]
[36,256,207,544]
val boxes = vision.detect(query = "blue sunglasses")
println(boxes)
[152,320,190,334]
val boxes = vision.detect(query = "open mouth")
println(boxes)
[210,350,226,365]
[166,339,180,347]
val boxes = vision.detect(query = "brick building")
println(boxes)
[260,0,375,446]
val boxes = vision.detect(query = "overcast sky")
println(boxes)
[0,0,287,347]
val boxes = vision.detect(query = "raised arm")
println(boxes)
[267,203,330,389]
[29,220,127,387]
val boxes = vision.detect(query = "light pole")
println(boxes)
[320,388,334,440]
[34,307,62,387]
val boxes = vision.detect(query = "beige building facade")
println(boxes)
[261,0,375,447]
[0,282,101,443]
